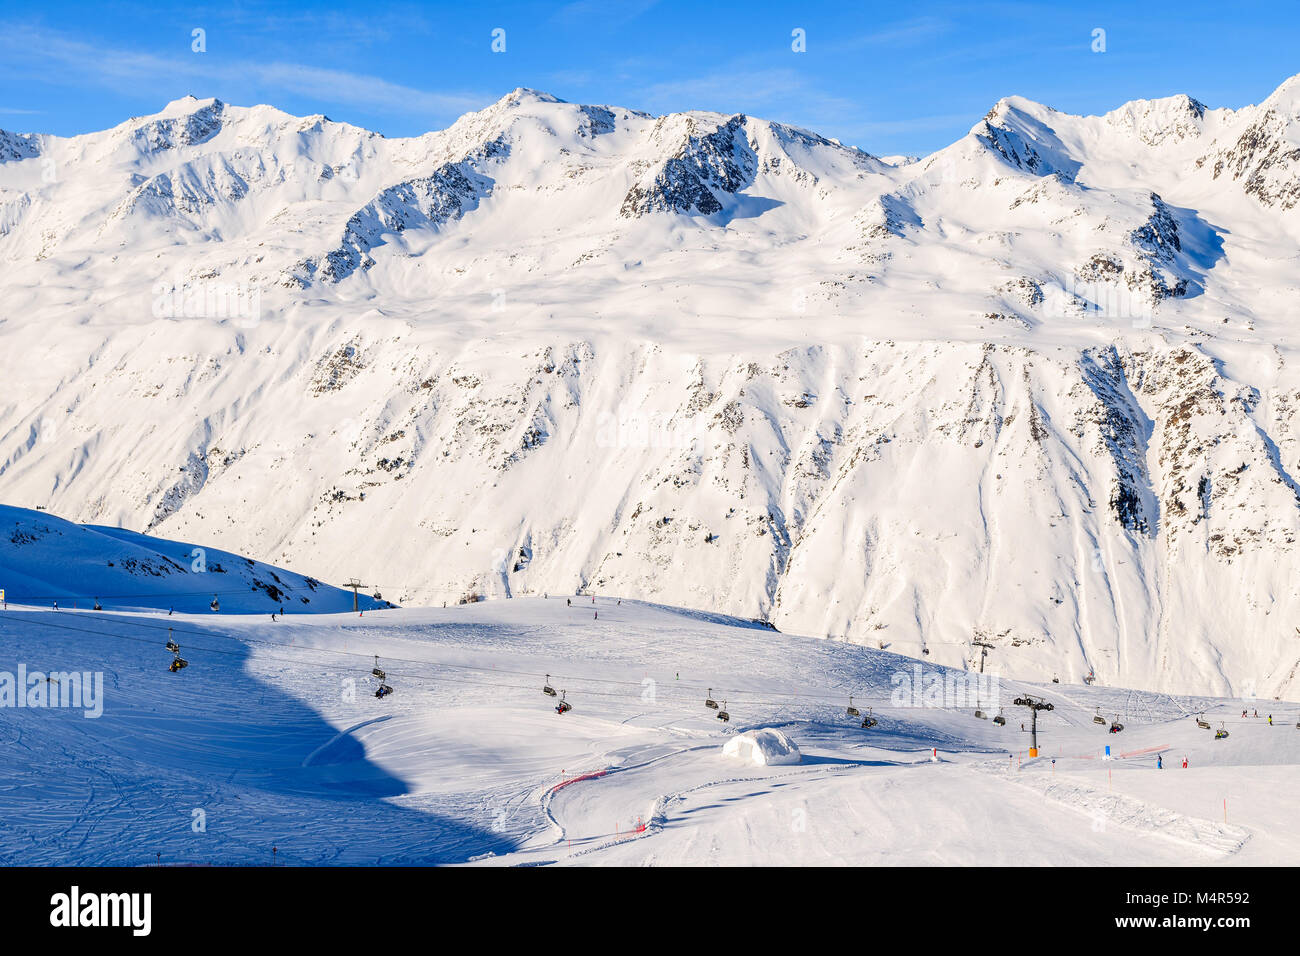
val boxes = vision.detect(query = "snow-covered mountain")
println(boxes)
[4,78,1300,697]
[0,503,384,613]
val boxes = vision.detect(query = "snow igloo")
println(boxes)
[721,728,802,766]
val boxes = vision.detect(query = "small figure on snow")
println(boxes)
[1156,755,1163,769]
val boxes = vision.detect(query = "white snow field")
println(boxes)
[5,78,1300,698]
[1,511,1296,866]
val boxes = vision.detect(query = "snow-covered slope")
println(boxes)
[0,503,382,613]
[1,592,1296,865]
[5,79,1300,696]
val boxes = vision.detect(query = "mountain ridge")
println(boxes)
[4,76,1300,697]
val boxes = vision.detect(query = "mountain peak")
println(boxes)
[1262,72,1300,114]
[497,88,565,109]
[159,94,224,117]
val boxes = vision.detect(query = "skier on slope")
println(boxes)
[1182,756,1188,768]
[1156,754,1163,769]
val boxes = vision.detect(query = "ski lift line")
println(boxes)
[0,614,976,717]
[0,622,1059,718]
[8,611,1238,725]
[3,613,1186,720]
[0,612,875,707]
[4,608,946,707]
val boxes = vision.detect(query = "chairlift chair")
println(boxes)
[555,691,572,715]
[1109,716,1124,733]
[166,640,180,653]
[169,655,188,673]
[993,712,1006,726]
[846,695,860,718]
[705,688,719,710]
[371,656,386,680]
[374,683,393,699]
[93,600,103,611]
[542,674,557,697]
[861,707,878,729]
[717,701,729,722]
[974,709,987,719]
[210,596,220,612]
[1093,708,1107,725]
[1215,723,1229,740]
[1196,715,1211,730]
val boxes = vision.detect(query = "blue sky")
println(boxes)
[1,0,1298,156]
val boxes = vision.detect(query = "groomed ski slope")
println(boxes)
[0,594,1296,866]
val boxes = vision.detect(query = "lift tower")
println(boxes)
[1012,694,1054,758]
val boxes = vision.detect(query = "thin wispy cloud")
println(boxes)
[630,68,859,123]
[824,16,954,53]
[0,23,486,125]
